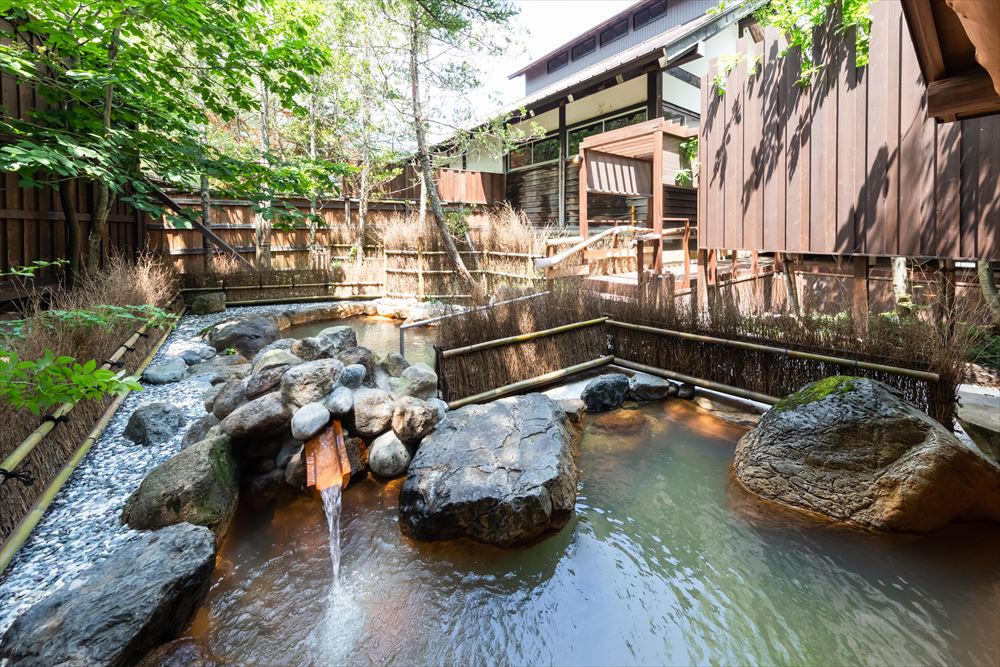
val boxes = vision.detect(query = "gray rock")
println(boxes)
[427,397,449,422]
[339,363,367,389]
[628,373,676,401]
[250,338,296,368]
[369,431,415,478]
[324,385,354,417]
[316,325,358,351]
[208,316,279,358]
[284,449,306,489]
[336,347,377,387]
[245,364,289,400]
[202,384,222,413]
[581,374,629,412]
[280,358,344,407]
[677,383,696,399]
[220,391,292,443]
[379,352,410,378]
[344,436,369,483]
[136,638,221,667]
[351,388,394,439]
[185,354,249,385]
[399,393,580,547]
[121,435,238,540]
[181,413,220,449]
[0,523,216,667]
[392,396,440,444]
[211,378,247,420]
[275,440,300,471]
[251,349,302,375]
[180,344,216,366]
[291,402,331,441]
[142,357,188,385]
[124,402,186,446]
[248,468,285,500]
[389,362,438,400]
[559,398,586,424]
[190,291,226,315]
[734,377,1000,532]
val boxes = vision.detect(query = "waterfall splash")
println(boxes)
[320,485,343,584]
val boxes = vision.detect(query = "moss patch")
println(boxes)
[773,376,860,413]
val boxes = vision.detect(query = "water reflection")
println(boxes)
[190,401,1000,666]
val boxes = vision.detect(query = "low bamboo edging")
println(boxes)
[613,358,780,405]
[440,317,608,359]
[447,355,614,409]
[180,281,382,294]
[225,294,385,307]
[0,310,180,574]
[606,320,940,383]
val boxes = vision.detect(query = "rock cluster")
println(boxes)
[581,372,687,411]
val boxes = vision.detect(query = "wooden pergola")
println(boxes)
[577,117,696,273]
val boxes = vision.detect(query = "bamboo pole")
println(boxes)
[534,226,650,270]
[606,320,940,382]
[447,355,614,409]
[180,282,382,293]
[612,358,780,405]
[441,317,608,359]
[0,311,179,574]
[225,294,385,306]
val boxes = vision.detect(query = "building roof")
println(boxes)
[496,0,758,120]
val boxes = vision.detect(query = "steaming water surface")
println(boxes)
[188,400,1000,666]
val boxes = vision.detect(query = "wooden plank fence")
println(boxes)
[697,1,1000,261]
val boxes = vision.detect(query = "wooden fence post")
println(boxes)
[417,237,425,299]
[852,255,870,332]
[382,244,388,296]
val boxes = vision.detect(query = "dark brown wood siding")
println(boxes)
[697,1,1000,260]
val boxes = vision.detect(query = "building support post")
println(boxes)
[851,255,869,333]
[579,148,588,239]
[646,69,662,122]
[650,129,664,274]
[558,102,567,228]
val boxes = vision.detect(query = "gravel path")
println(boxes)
[0,303,341,634]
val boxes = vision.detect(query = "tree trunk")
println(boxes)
[357,161,370,265]
[308,84,320,269]
[408,14,473,283]
[781,253,802,319]
[256,73,272,270]
[978,259,1000,325]
[58,179,83,289]
[891,256,912,317]
[85,26,120,274]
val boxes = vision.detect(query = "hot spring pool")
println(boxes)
[186,400,1000,666]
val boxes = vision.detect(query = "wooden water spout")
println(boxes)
[305,420,352,492]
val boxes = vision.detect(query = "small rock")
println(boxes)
[280,358,344,407]
[208,316,279,358]
[316,325,358,351]
[252,349,302,375]
[559,398,586,423]
[324,385,354,417]
[352,388,394,439]
[336,347,377,387]
[203,384,222,413]
[142,357,188,385]
[181,413,220,449]
[245,364,289,400]
[344,436,370,483]
[181,344,217,366]
[124,402,186,446]
[369,431,415,478]
[220,391,292,443]
[248,468,285,501]
[677,383,696,399]
[250,338,296,368]
[275,440,300,470]
[581,374,629,412]
[190,292,226,315]
[185,354,249,385]
[392,396,440,444]
[291,402,331,441]
[389,362,438,400]
[628,373,677,401]
[137,638,222,667]
[379,352,410,378]
[427,397,449,422]
[284,448,306,489]
[212,378,247,420]
[339,363,367,389]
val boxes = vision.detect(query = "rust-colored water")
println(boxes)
[188,402,1000,666]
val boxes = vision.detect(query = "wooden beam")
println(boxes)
[926,68,1000,119]
[901,0,947,81]
[665,67,702,89]
[651,129,664,274]
[645,69,662,123]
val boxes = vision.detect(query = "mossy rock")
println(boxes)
[772,376,859,413]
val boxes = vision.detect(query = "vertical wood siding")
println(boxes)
[697,1,1000,260]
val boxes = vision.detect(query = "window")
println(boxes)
[604,109,647,132]
[507,135,561,170]
[662,102,700,128]
[566,107,648,157]
[571,36,596,61]
[567,124,602,157]
[547,51,569,74]
[599,18,628,47]
[633,0,667,30]
[508,145,531,170]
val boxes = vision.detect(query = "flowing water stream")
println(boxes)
[319,486,343,585]
[187,400,1000,666]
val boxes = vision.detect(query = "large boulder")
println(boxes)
[628,373,677,401]
[189,292,226,315]
[137,638,221,667]
[211,378,247,420]
[369,431,415,478]
[280,358,343,407]
[208,316,279,358]
[181,413,220,449]
[121,435,238,539]
[251,348,302,375]
[379,352,410,378]
[0,523,216,667]
[220,391,292,443]
[244,364,289,400]
[734,377,1000,532]
[316,325,358,351]
[339,363,366,389]
[250,338,295,368]
[351,388,393,439]
[581,374,629,412]
[399,393,580,547]
[392,396,440,444]
[124,402,186,446]
[142,357,188,385]
[388,362,438,400]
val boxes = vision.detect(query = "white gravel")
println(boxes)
[0,302,346,634]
